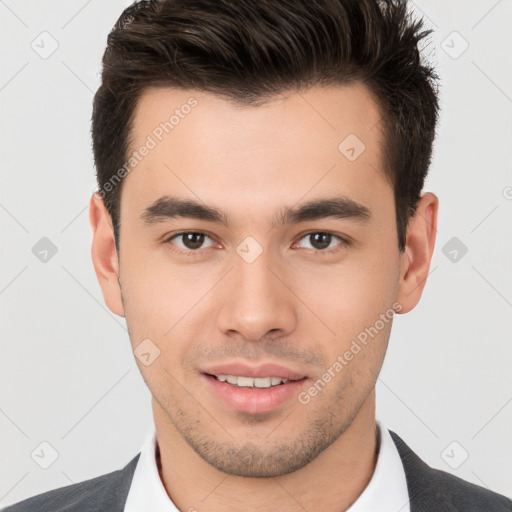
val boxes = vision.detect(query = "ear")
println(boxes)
[89,192,125,317]
[396,192,439,314]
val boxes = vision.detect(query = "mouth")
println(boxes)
[206,373,304,388]
[200,363,309,414]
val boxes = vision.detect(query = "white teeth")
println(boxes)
[226,375,238,385]
[237,376,254,387]
[254,377,271,388]
[215,375,289,388]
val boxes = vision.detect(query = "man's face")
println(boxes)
[114,84,404,476]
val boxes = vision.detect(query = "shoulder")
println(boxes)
[389,430,512,511]
[2,453,140,512]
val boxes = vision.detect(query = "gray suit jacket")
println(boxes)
[4,430,512,511]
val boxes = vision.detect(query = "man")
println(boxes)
[5,0,511,510]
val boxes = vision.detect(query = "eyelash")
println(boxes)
[163,231,350,257]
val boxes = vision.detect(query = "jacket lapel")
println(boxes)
[94,452,141,511]
[388,429,509,512]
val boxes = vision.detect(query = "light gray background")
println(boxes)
[1,0,511,507]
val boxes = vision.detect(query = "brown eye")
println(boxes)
[295,232,346,252]
[168,232,213,251]
[309,232,332,250]
[182,233,205,249]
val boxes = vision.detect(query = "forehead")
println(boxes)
[122,83,390,221]
[131,82,383,153]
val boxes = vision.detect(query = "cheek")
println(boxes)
[119,249,219,376]
[119,243,191,325]
[119,264,174,353]
[292,253,398,340]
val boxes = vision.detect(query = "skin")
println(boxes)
[90,83,438,512]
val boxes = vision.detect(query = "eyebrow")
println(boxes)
[140,195,372,227]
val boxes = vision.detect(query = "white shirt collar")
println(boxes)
[124,419,410,512]
[345,421,410,512]
[123,427,179,512]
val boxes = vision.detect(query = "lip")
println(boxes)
[200,362,309,414]
[203,374,308,414]
[201,362,307,380]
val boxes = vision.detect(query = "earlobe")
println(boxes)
[89,193,125,317]
[396,192,439,314]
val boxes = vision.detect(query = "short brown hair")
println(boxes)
[92,0,440,252]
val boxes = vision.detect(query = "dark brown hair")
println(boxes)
[92,0,440,252]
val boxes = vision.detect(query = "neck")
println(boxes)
[153,391,378,512]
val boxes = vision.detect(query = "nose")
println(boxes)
[216,249,298,342]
